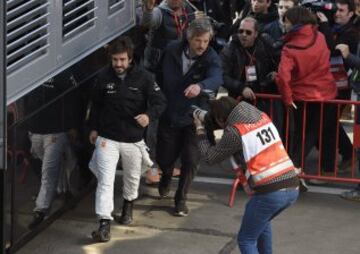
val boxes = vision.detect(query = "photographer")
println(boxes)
[194,96,299,254]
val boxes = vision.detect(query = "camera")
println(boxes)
[188,89,215,122]
[301,0,337,22]
[190,105,208,122]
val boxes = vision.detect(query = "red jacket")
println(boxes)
[275,25,337,106]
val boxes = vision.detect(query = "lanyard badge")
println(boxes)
[245,65,257,82]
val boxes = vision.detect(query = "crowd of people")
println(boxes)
[25,0,360,252]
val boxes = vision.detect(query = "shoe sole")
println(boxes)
[173,211,189,217]
[116,219,133,225]
[91,231,111,242]
[159,193,170,199]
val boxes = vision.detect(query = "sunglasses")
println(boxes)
[238,29,253,36]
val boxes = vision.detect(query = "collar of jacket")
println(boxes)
[283,24,318,50]
[169,39,210,66]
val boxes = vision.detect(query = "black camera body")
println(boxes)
[301,0,337,23]
[188,89,215,120]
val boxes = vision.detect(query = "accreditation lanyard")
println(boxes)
[244,49,258,82]
[172,8,189,38]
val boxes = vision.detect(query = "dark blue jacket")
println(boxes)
[159,40,223,127]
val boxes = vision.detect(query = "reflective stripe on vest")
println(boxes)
[330,56,349,89]
[234,113,294,186]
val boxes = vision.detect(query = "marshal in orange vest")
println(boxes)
[234,113,294,187]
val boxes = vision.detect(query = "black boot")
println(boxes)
[28,211,45,230]
[91,219,111,242]
[158,175,171,198]
[174,200,189,217]
[114,199,133,225]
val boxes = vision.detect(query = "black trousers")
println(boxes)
[156,121,200,204]
[289,101,351,171]
[289,103,320,168]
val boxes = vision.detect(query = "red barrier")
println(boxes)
[229,94,360,207]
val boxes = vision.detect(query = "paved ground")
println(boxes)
[16,173,360,254]
[13,92,360,253]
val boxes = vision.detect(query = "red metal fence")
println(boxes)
[229,94,360,207]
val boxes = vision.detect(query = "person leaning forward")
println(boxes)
[194,96,299,254]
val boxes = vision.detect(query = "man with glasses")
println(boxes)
[221,17,274,104]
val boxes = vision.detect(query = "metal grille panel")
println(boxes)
[109,0,125,15]
[6,0,50,73]
[6,0,136,104]
[63,0,97,41]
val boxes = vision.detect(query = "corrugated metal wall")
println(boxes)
[6,0,136,104]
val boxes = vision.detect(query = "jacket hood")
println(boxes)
[283,24,318,50]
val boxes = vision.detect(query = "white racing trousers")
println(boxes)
[30,132,73,213]
[89,136,152,220]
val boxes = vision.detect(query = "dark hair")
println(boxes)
[209,96,238,124]
[186,18,214,40]
[240,17,260,32]
[108,36,134,59]
[335,0,356,12]
[279,0,299,6]
[283,6,317,25]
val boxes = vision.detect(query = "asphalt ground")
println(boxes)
[16,170,360,254]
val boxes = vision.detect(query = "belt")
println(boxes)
[279,187,299,191]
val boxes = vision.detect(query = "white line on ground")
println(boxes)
[115,171,351,196]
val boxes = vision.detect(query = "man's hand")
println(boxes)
[316,12,328,23]
[184,84,201,98]
[335,44,350,59]
[194,118,206,135]
[267,71,277,82]
[135,114,150,127]
[143,0,156,10]
[89,130,98,145]
[242,87,256,101]
[193,117,203,128]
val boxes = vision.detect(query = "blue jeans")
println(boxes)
[238,189,299,254]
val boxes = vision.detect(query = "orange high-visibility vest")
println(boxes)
[234,113,294,186]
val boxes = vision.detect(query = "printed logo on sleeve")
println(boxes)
[153,82,160,91]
